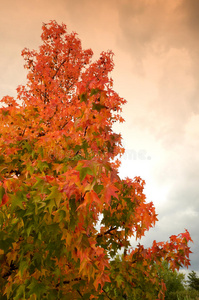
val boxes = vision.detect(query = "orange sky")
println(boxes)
[1,0,199,274]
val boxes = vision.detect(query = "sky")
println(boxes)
[0,0,199,276]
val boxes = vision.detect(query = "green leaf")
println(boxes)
[58,209,66,221]
[80,93,87,103]
[92,103,106,112]
[82,140,88,154]
[2,109,9,116]
[26,163,34,175]
[38,147,44,158]
[22,141,31,152]
[115,274,124,287]
[19,260,29,277]
[0,186,5,204]
[0,155,5,164]
[32,177,44,189]
[45,186,61,211]
[32,252,42,270]
[28,279,47,299]
[11,191,25,212]
[74,144,81,153]
[14,284,25,300]
[37,160,49,172]
[79,167,93,181]
[46,186,59,200]
[0,211,3,227]
[69,198,77,230]
[45,198,55,214]
[90,88,100,96]
[93,184,103,194]
[46,289,59,300]
[26,224,34,237]
[0,237,15,252]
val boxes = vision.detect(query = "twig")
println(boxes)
[21,126,27,137]
[97,226,117,239]
[52,59,67,79]
[84,126,88,137]
[77,289,84,298]
[102,288,113,300]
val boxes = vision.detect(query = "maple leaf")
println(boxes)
[102,182,119,205]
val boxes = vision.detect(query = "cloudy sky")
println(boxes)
[1,0,199,275]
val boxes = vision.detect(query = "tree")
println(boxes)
[187,271,199,291]
[0,20,193,300]
[157,261,185,300]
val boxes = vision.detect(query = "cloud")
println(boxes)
[113,0,199,147]
[114,1,199,272]
[138,116,199,272]
[116,1,177,59]
[116,0,199,60]
[177,0,199,36]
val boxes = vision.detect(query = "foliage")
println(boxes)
[156,261,185,300]
[105,258,188,300]
[175,289,199,300]
[0,20,193,299]
[187,271,199,291]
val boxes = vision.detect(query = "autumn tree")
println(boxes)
[0,21,192,299]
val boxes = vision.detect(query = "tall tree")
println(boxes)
[0,21,192,300]
[187,271,199,291]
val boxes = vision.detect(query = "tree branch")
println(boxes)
[59,120,68,130]
[102,288,113,300]
[21,126,27,137]
[77,289,84,298]
[52,59,67,80]
[97,226,117,239]
[83,126,88,137]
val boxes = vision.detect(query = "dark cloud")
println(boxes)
[117,0,199,59]
[117,1,175,58]
[177,0,199,34]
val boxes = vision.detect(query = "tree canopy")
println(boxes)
[0,20,193,300]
